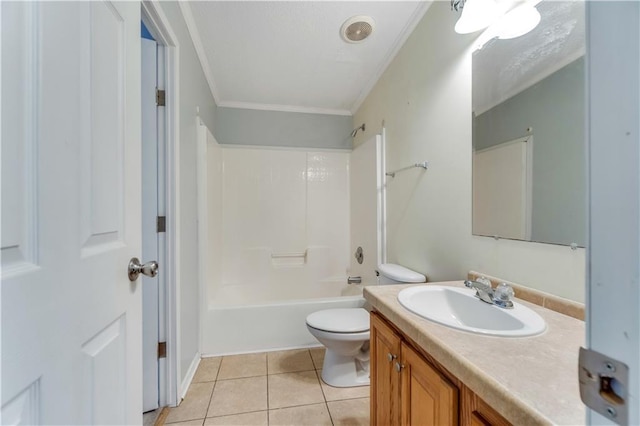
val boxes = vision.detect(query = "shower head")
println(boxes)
[350,123,366,138]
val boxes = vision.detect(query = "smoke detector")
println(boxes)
[340,16,375,43]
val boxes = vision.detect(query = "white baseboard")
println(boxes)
[179,352,201,401]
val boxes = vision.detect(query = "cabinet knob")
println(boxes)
[387,353,397,362]
[395,362,405,372]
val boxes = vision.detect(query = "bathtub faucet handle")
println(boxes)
[347,276,362,285]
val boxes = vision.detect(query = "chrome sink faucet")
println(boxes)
[464,278,514,309]
[464,279,494,303]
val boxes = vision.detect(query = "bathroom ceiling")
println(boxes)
[183,1,431,116]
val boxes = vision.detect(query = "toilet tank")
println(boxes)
[377,263,426,285]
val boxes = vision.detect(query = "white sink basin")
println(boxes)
[397,285,546,337]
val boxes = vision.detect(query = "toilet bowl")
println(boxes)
[306,264,426,388]
[306,308,370,388]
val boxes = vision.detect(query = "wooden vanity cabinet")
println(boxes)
[401,341,459,425]
[371,312,458,425]
[370,312,510,426]
[461,386,511,426]
[371,311,402,425]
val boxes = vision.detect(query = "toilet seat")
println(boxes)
[306,308,369,333]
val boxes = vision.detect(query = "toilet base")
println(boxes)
[320,348,370,388]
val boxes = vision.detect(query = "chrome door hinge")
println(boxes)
[158,342,167,359]
[156,89,166,106]
[579,347,628,425]
[157,216,166,233]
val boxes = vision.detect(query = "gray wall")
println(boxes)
[215,107,353,149]
[473,57,586,246]
[158,2,217,385]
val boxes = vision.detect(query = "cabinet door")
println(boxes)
[371,312,403,425]
[401,342,459,426]
[461,386,512,426]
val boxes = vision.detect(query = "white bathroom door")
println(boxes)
[1,2,143,424]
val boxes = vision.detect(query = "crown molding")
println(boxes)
[217,101,352,117]
[177,1,220,104]
[350,1,433,114]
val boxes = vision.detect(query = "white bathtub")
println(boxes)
[201,281,368,356]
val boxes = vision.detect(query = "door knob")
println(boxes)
[128,257,158,281]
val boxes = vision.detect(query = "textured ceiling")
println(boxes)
[473,1,585,115]
[185,1,430,115]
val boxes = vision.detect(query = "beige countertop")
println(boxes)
[364,281,585,425]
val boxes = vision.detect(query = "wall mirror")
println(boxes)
[472,0,586,247]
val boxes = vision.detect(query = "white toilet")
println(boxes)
[306,263,426,387]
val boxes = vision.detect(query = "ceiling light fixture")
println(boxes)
[452,0,542,43]
[340,16,375,43]
[453,0,501,34]
[494,4,541,39]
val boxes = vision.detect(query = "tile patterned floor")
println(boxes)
[162,348,369,426]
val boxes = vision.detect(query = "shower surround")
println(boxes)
[200,138,361,355]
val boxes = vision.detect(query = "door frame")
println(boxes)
[586,1,640,424]
[141,1,181,408]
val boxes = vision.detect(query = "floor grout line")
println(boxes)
[326,401,335,426]
[266,353,270,426]
[313,366,335,425]
[267,368,317,377]
[268,392,328,410]
[202,379,217,422]
[164,415,205,425]
[214,357,222,381]
[315,368,329,404]
[205,408,269,419]
[269,401,326,409]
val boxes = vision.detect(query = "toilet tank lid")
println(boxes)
[378,263,426,283]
